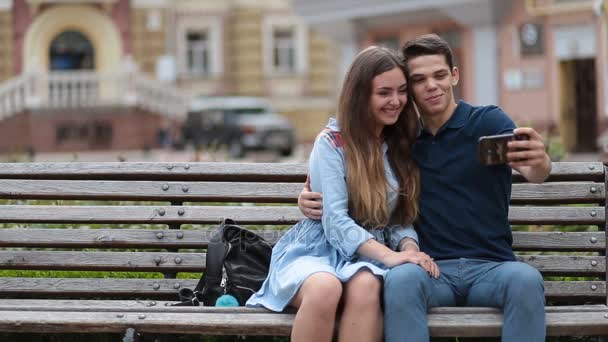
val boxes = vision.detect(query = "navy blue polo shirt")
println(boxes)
[413,100,517,262]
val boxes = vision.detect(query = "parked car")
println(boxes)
[182,96,295,158]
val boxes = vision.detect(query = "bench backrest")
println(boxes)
[0,162,604,305]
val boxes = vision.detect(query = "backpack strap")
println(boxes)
[172,219,232,306]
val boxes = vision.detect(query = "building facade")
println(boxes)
[0,0,335,153]
[293,0,608,153]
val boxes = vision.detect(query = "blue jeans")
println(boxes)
[383,258,545,342]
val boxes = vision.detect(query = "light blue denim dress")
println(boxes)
[246,119,418,311]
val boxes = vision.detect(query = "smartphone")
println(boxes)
[478,133,529,166]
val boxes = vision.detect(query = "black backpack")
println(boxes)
[175,219,272,306]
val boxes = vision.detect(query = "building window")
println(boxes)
[263,16,308,76]
[177,17,223,78]
[273,28,296,74]
[186,31,210,75]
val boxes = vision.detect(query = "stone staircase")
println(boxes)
[0,70,189,153]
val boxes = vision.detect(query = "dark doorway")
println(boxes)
[572,58,597,152]
[559,58,598,153]
[49,30,95,71]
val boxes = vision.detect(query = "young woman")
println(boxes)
[246,46,439,342]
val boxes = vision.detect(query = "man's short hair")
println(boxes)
[401,34,455,70]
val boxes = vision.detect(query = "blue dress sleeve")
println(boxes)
[308,132,375,260]
[385,224,418,251]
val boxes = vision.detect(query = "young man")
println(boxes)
[298,34,551,341]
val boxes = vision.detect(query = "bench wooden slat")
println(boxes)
[0,278,602,299]
[0,162,601,182]
[510,182,605,204]
[429,305,608,314]
[0,300,277,313]
[518,255,605,276]
[508,206,604,225]
[512,231,605,251]
[0,205,304,224]
[0,228,284,248]
[0,300,603,314]
[0,278,197,297]
[0,162,309,182]
[0,180,302,203]
[0,180,603,204]
[0,309,605,336]
[512,162,604,182]
[0,310,295,335]
[0,251,205,272]
[0,250,603,274]
[0,205,603,225]
[428,311,608,337]
[0,229,603,252]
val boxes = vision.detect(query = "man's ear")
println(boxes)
[451,67,460,86]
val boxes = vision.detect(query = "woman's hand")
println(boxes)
[383,250,440,278]
[298,175,323,220]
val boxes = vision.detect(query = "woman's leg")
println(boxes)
[290,272,343,342]
[338,270,383,342]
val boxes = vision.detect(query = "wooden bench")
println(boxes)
[0,161,606,339]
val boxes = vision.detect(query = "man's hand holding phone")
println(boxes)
[507,127,550,168]
[478,127,551,183]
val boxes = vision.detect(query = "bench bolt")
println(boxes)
[156,232,164,239]
[590,186,598,193]
[138,314,146,320]
[158,208,166,216]
[589,165,596,170]
[184,164,190,170]
[162,184,169,191]
[146,301,157,307]
[591,285,598,291]
[116,313,124,318]
[178,208,185,216]
[182,185,189,193]
[591,260,598,266]
[173,282,181,289]
[176,232,184,239]
[591,210,597,217]
[591,237,598,243]
[153,283,160,290]
[154,256,161,264]
[166,164,174,170]
[605,313,608,319]
[174,257,182,264]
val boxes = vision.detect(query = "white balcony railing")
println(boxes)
[0,70,188,120]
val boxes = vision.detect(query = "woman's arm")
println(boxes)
[310,132,433,272]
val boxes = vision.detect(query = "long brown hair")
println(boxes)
[337,46,419,229]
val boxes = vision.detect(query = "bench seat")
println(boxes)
[0,161,606,338]
[0,300,605,337]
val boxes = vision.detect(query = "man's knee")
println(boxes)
[501,262,544,299]
[507,262,543,285]
[385,263,429,294]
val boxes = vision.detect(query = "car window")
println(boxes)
[225,108,268,115]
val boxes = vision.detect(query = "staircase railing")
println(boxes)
[0,70,188,120]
